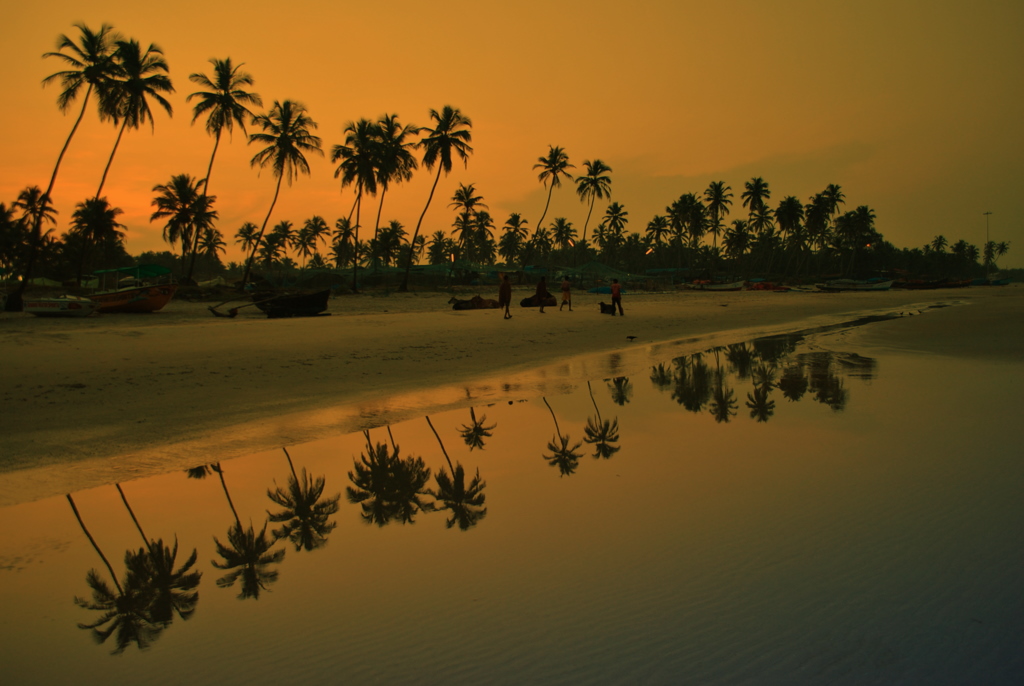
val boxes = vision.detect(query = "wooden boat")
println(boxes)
[684,280,746,291]
[87,264,178,313]
[817,279,893,292]
[23,295,99,317]
[252,289,331,318]
[893,278,971,290]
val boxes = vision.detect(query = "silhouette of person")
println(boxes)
[559,276,572,311]
[499,273,512,319]
[611,279,624,316]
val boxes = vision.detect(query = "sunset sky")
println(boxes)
[3,0,1022,266]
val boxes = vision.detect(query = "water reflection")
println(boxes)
[426,416,488,530]
[267,448,341,552]
[584,380,621,460]
[541,397,585,476]
[458,407,497,451]
[346,430,432,526]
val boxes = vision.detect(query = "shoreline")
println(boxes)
[1,285,1021,505]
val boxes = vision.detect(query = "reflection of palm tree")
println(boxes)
[114,483,200,626]
[346,431,432,526]
[425,417,487,530]
[67,494,162,654]
[209,464,285,600]
[584,380,621,460]
[777,364,808,401]
[649,363,673,391]
[267,447,340,551]
[542,397,583,476]
[607,377,633,406]
[745,387,776,422]
[709,348,737,423]
[671,354,713,412]
[458,407,497,451]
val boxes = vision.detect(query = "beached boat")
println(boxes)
[23,295,99,317]
[817,279,893,292]
[892,278,972,290]
[87,264,178,313]
[684,280,746,291]
[252,289,331,318]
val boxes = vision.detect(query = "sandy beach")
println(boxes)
[2,284,1021,505]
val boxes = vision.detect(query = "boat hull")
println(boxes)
[817,279,893,292]
[684,280,746,291]
[24,296,99,317]
[87,284,178,313]
[253,289,331,318]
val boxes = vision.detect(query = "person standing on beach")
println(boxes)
[611,278,624,316]
[537,276,549,313]
[499,273,512,319]
[559,276,572,311]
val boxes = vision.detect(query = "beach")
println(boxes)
[1,284,1021,505]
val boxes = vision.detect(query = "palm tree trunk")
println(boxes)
[282,447,298,482]
[67,494,124,594]
[215,467,243,529]
[241,175,283,287]
[115,484,153,552]
[399,165,443,292]
[96,117,129,199]
[373,188,387,274]
[542,397,563,436]
[186,133,222,283]
[587,381,603,422]
[425,416,455,475]
[537,186,554,232]
[351,192,362,293]
[581,197,595,246]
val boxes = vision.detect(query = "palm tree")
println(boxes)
[574,159,612,244]
[534,145,575,231]
[332,118,379,291]
[11,186,57,298]
[645,215,671,247]
[235,221,258,256]
[400,105,473,292]
[741,177,771,222]
[703,181,733,248]
[930,235,948,253]
[372,113,419,246]
[607,377,633,406]
[709,349,737,423]
[95,39,175,198]
[69,197,125,284]
[198,227,226,259]
[426,417,487,530]
[267,447,341,552]
[550,217,576,251]
[244,100,323,286]
[187,58,262,194]
[150,173,210,273]
[458,407,497,450]
[541,397,583,476]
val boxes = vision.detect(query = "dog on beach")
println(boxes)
[598,301,616,315]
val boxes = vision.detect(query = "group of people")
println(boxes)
[497,275,623,319]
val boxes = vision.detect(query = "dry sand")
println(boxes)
[2,284,1021,505]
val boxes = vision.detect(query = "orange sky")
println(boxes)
[3,0,1022,266]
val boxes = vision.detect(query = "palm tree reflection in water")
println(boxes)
[542,397,584,476]
[346,430,432,526]
[584,380,621,460]
[426,416,487,530]
[267,447,341,552]
[458,407,497,451]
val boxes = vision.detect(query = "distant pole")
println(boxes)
[983,211,993,276]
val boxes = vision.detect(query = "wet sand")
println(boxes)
[1,284,1021,504]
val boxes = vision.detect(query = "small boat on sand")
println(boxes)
[87,264,178,313]
[252,289,332,318]
[683,280,746,291]
[23,295,99,317]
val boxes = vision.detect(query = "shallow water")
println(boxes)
[1,316,1021,685]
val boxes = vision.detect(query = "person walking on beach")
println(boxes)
[499,273,512,319]
[611,278,624,316]
[537,276,549,313]
[559,276,572,311]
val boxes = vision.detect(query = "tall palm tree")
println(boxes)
[703,181,733,248]
[235,221,258,256]
[574,159,612,244]
[534,145,575,231]
[244,100,323,286]
[187,58,262,195]
[549,217,576,251]
[426,417,487,530]
[332,118,379,291]
[400,105,473,292]
[150,173,218,277]
[96,39,175,198]
[267,447,341,552]
[645,215,671,247]
[372,113,419,246]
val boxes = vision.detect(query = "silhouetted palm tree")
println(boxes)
[347,431,432,526]
[584,381,621,460]
[745,387,775,422]
[671,354,714,413]
[150,173,217,277]
[650,363,673,391]
[574,159,612,244]
[458,407,497,450]
[741,177,771,222]
[709,348,737,423]
[69,197,125,284]
[607,377,633,406]
[541,397,583,476]
[332,118,379,290]
[11,186,58,298]
[267,447,340,551]
[96,38,175,197]
[777,364,809,401]
[425,416,487,530]
[534,145,575,230]
[372,113,419,248]
[243,100,322,286]
[703,180,733,249]
[400,105,473,291]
